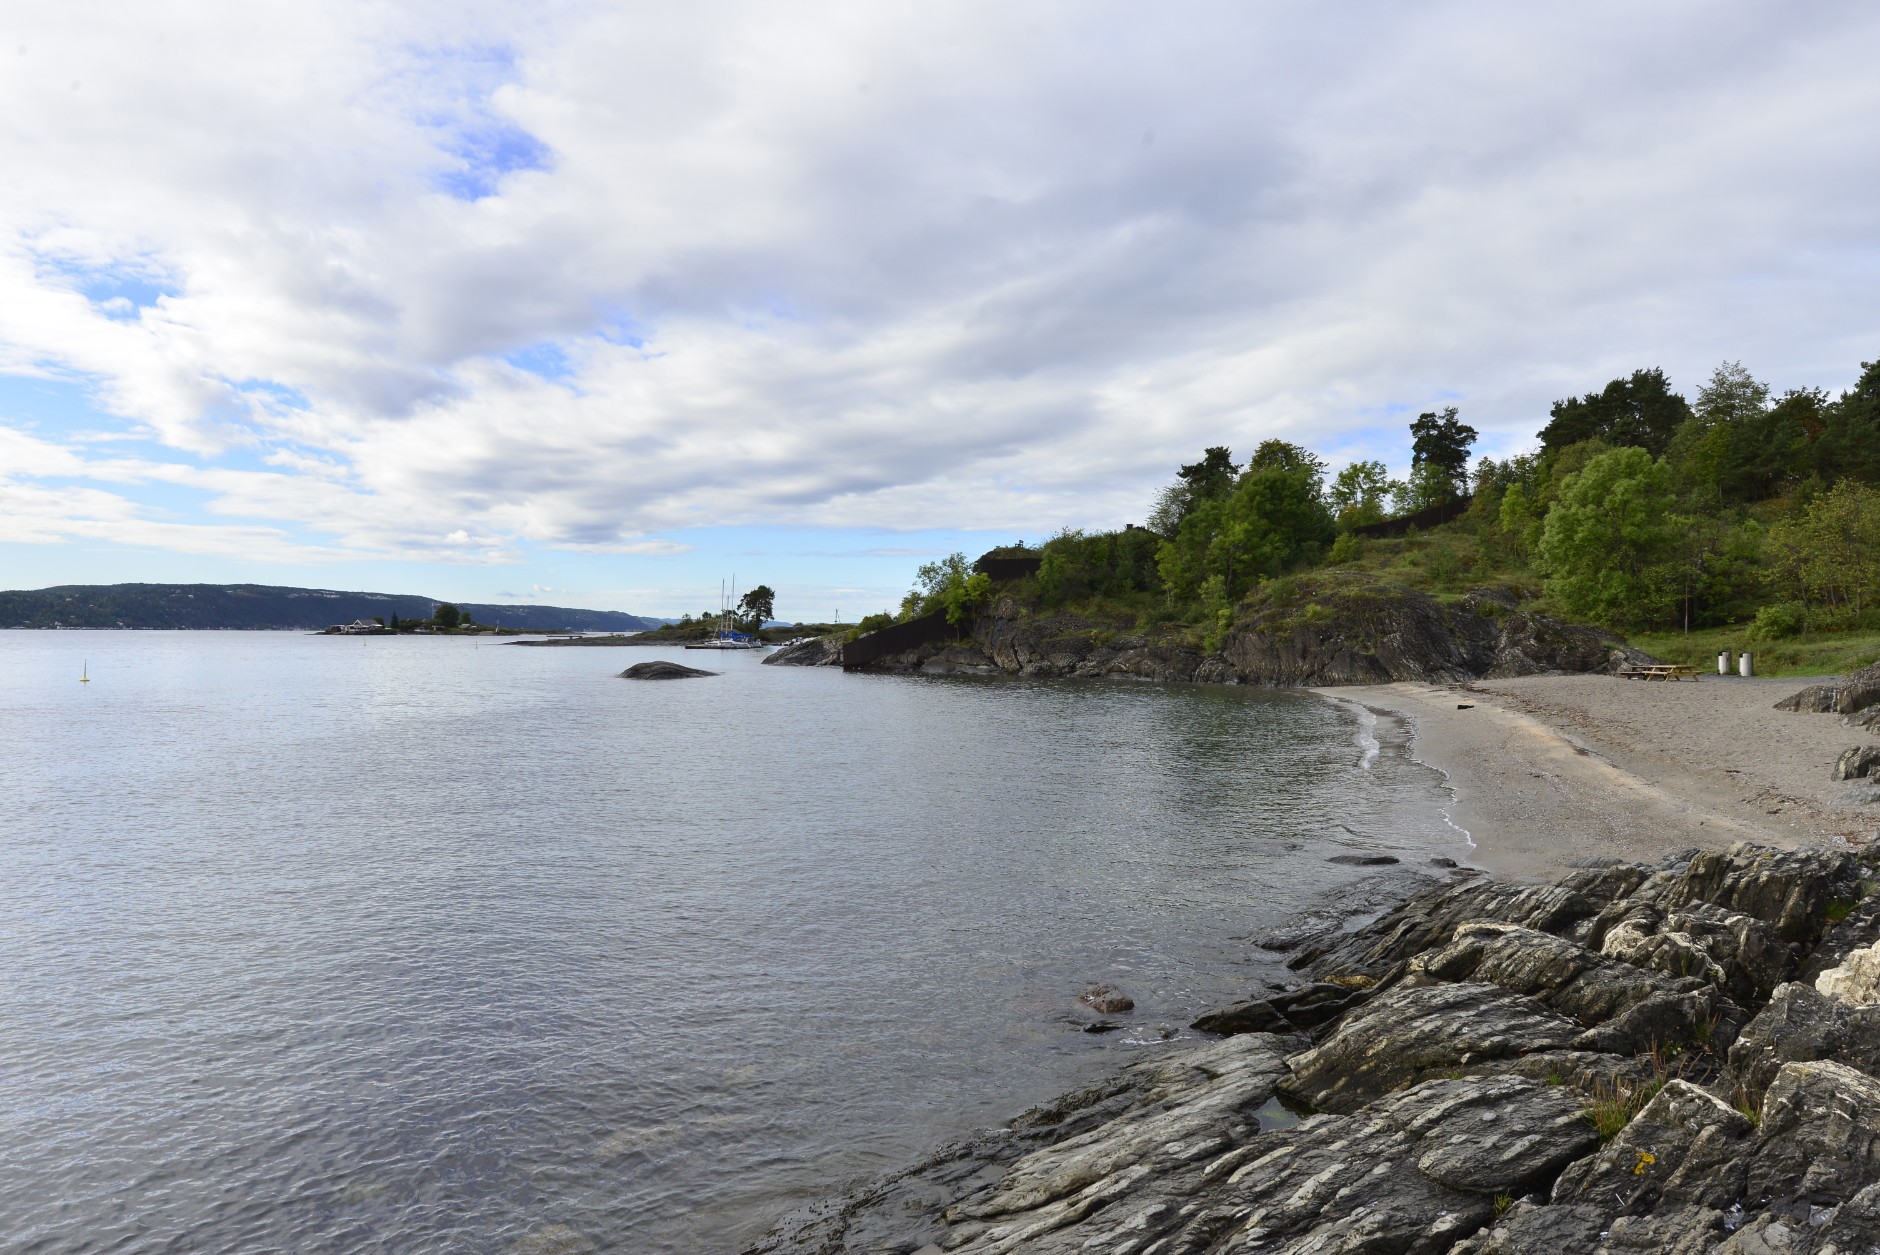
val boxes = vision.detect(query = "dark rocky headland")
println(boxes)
[750,842,1880,1254]
[765,577,1650,685]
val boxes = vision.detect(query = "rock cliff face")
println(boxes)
[763,635,846,667]
[749,843,1880,1255]
[829,577,1648,686]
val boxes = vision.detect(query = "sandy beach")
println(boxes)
[1322,673,1873,881]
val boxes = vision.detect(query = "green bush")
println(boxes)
[847,611,896,641]
[1327,532,1364,564]
[1748,601,1804,641]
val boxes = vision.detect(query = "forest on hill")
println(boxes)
[885,355,1880,666]
[0,583,663,633]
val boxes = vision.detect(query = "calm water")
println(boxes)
[0,632,1461,1253]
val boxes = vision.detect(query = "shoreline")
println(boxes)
[749,671,1880,1253]
[1317,674,1863,881]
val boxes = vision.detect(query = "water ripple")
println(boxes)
[0,633,1460,1253]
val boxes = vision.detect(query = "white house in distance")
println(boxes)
[328,619,382,635]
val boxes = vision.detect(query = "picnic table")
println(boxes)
[1621,664,1699,681]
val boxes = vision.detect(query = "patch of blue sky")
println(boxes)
[593,305,647,349]
[1319,421,1414,461]
[392,40,553,201]
[503,341,574,382]
[434,118,551,200]
[0,371,137,439]
[33,255,178,318]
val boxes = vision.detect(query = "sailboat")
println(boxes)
[80,661,90,683]
[684,579,766,651]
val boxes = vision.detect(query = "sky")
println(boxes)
[3,2,1879,621]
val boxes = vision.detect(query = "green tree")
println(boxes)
[940,571,993,625]
[1036,528,1162,605]
[1245,439,1327,487]
[1812,358,1880,485]
[1328,460,1396,528]
[1409,407,1478,500]
[901,554,992,625]
[1539,368,1691,458]
[1536,447,1678,627]
[1667,361,1774,505]
[1396,460,1465,514]
[1767,480,1880,616]
[737,584,776,632]
[433,603,461,629]
[1155,463,1331,602]
[1147,446,1240,535]
[1497,483,1542,562]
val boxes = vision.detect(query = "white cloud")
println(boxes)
[3,1,1880,564]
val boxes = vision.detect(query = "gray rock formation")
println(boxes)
[1776,684,1841,714]
[618,660,717,679]
[749,842,1880,1255]
[763,635,845,666]
[1835,746,1880,781]
[1777,660,1880,717]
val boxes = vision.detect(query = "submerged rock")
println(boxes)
[619,661,718,680]
[1078,984,1134,1014]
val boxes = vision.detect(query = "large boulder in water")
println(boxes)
[620,661,717,680]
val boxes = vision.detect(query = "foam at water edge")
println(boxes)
[1320,695,1381,770]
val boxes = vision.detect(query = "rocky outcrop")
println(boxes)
[847,576,1651,687]
[763,635,845,667]
[750,843,1880,1255]
[1777,660,1880,717]
[1776,684,1841,714]
[618,660,717,679]
[1835,746,1880,781]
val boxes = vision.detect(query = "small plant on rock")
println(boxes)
[1583,1072,1663,1142]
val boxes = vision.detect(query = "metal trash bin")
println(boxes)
[1739,651,1754,678]
[1718,650,1733,676]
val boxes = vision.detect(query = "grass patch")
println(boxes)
[1625,623,1880,677]
[1827,899,1857,925]
[1583,1074,1664,1141]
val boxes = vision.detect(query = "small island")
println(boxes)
[321,603,543,637]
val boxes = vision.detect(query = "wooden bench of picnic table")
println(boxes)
[1620,664,1699,681]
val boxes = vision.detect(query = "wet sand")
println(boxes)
[1320,674,1872,881]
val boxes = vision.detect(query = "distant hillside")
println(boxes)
[0,584,665,632]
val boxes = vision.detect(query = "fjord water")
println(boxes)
[0,632,1461,1253]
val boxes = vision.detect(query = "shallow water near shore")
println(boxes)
[0,632,1462,1253]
